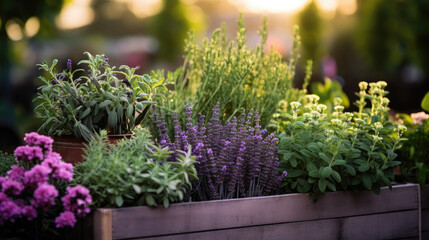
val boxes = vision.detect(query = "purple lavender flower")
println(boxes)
[104,56,109,63]
[67,59,72,71]
[1,179,24,196]
[32,183,58,210]
[14,146,44,163]
[126,91,132,97]
[55,211,77,228]
[22,205,37,220]
[61,186,92,218]
[24,132,54,153]
[50,80,59,85]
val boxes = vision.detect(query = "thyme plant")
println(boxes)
[275,81,406,198]
[34,52,167,141]
[73,129,197,208]
[156,15,310,130]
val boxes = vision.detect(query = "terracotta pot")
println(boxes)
[53,134,133,165]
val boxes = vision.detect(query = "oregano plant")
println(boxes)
[275,81,407,198]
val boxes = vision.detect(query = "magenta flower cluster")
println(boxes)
[0,132,92,228]
[154,103,287,201]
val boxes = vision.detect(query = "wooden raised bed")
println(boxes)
[422,184,429,239]
[91,183,420,240]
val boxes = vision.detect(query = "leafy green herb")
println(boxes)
[0,151,15,176]
[72,129,197,208]
[275,81,406,198]
[34,52,167,141]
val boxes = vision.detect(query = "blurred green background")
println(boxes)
[1,0,428,152]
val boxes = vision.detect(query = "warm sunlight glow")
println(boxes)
[56,0,95,30]
[338,0,357,15]
[6,20,23,41]
[25,17,40,37]
[229,0,309,14]
[125,0,163,18]
[317,0,338,12]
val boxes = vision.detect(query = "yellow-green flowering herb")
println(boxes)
[276,81,406,199]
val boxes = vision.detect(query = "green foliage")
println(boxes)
[311,78,349,113]
[421,91,429,112]
[297,0,324,69]
[275,81,406,198]
[396,111,429,187]
[356,0,420,72]
[34,52,167,141]
[72,129,197,208]
[156,15,310,130]
[0,151,15,176]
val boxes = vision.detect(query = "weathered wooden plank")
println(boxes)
[93,209,112,240]
[134,210,419,240]
[106,184,419,239]
[422,185,429,209]
[422,209,429,232]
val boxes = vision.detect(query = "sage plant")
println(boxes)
[153,103,286,201]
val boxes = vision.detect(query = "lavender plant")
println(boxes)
[155,15,310,131]
[275,81,406,198]
[34,52,167,141]
[153,103,287,201]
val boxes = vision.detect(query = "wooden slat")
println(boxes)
[137,210,419,240]
[422,209,429,232]
[94,209,112,240]
[422,185,429,209]
[105,184,419,239]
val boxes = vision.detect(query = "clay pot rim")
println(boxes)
[52,132,135,141]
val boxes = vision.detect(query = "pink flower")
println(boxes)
[14,146,44,163]
[24,132,54,153]
[1,179,24,196]
[22,205,38,220]
[411,111,429,125]
[32,183,58,210]
[0,200,21,222]
[62,186,92,217]
[24,165,51,187]
[45,152,62,161]
[41,157,73,182]
[7,166,25,181]
[55,211,76,228]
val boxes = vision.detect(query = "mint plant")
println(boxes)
[275,81,406,198]
[156,15,310,131]
[34,52,167,141]
[73,129,197,208]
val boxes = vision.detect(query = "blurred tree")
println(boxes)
[0,0,64,151]
[297,0,324,70]
[148,0,190,62]
[355,0,420,73]
[148,0,205,63]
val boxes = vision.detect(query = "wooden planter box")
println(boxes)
[422,184,429,239]
[90,183,420,240]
